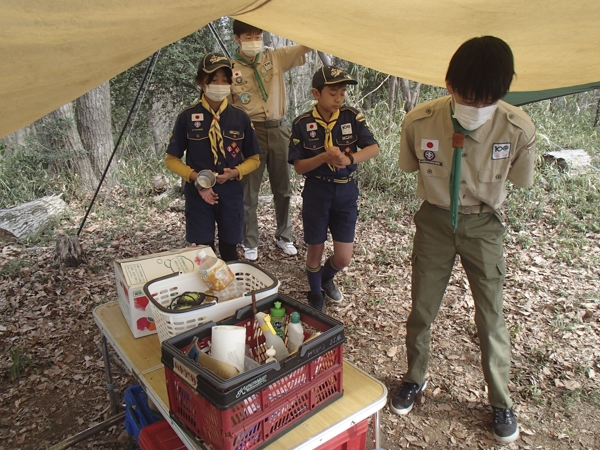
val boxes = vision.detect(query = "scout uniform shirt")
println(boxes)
[288,106,378,178]
[166,102,260,175]
[399,96,536,210]
[231,45,306,121]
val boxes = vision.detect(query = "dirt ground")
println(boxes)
[0,191,599,450]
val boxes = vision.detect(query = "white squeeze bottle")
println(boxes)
[255,312,289,361]
[287,312,304,354]
[196,249,235,291]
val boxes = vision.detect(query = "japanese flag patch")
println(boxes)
[492,143,511,160]
[233,71,242,78]
[421,139,439,151]
[341,123,352,135]
[191,113,204,121]
[306,123,318,131]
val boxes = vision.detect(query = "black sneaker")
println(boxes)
[322,278,343,302]
[307,291,326,312]
[390,380,428,415]
[493,407,519,443]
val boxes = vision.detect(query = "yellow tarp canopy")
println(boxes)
[1,0,599,138]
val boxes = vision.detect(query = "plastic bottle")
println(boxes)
[255,312,289,361]
[269,301,286,340]
[286,312,304,354]
[195,249,235,291]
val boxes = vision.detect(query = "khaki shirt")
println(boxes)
[399,96,536,210]
[230,45,306,121]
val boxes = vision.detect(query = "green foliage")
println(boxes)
[9,346,32,380]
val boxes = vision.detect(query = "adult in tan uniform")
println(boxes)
[230,20,311,261]
[393,36,536,444]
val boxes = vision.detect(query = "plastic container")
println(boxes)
[314,418,369,450]
[124,385,160,443]
[256,311,289,361]
[270,300,286,339]
[195,250,234,291]
[138,420,186,450]
[287,311,304,353]
[143,262,278,343]
[161,294,345,450]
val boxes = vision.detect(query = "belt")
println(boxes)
[434,203,496,215]
[252,119,283,128]
[313,175,353,184]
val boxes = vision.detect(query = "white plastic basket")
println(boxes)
[143,262,279,343]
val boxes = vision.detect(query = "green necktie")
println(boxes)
[233,50,268,102]
[449,105,471,232]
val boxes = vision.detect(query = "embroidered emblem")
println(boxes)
[492,143,511,160]
[194,121,201,128]
[356,113,365,122]
[191,113,204,121]
[424,150,435,161]
[421,139,438,151]
[341,123,352,135]
[306,123,317,131]
[330,68,343,77]
[263,60,273,71]
[240,93,251,104]
[419,160,442,166]
[309,131,316,138]
[293,138,300,145]
[210,55,228,64]
[233,71,242,78]
[229,130,240,136]
[227,141,240,158]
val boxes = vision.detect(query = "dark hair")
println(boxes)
[232,20,263,37]
[445,36,515,103]
[195,69,233,87]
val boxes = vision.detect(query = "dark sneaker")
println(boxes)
[322,278,343,302]
[307,291,326,312]
[493,407,519,443]
[390,380,428,415]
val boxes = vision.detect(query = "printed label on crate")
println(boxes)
[235,374,268,399]
[173,358,199,389]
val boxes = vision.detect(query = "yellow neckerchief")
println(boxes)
[312,106,340,172]
[200,94,228,165]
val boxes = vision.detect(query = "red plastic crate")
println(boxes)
[314,418,368,450]
[138,420,186,450]
[162,294,345,450]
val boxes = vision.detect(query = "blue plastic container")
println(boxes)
[124,385,161,442]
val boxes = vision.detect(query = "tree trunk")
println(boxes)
[147,97,173,155]
[0,194,67,240]
[317,52,332,66]
[388,76,398,112]
[76,81,114,174]
[399,79,422,113]
[1,124,38,157]
[37,102,99,193]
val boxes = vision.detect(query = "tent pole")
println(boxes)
[208,22,231,58]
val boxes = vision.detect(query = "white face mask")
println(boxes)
[240,40,263,58]
[204,84,231,102]
[452,96,498,131]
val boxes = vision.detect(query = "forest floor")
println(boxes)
[1,188,599,450]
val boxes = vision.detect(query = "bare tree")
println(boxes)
[76,81,113,174]
[36,102,99,193]
[399,78,422,113]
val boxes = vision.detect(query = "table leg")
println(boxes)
[101,334,120,415]
[371,411,381,449]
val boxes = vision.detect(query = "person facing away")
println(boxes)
[165,52,261,261]
[229,19,311,262]
[288,66,380,312]
[394,36,537,444]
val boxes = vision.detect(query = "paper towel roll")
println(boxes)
[210,325,247,374]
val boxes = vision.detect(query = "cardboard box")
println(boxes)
[114,246,215,338]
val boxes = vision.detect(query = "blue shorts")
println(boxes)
[302,177,359,245]
[184,180,244,244]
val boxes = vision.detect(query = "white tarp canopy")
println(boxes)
[1,0,599,138]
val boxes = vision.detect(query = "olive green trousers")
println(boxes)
[404,201,513,408]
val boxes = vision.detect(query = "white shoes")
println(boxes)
[242,246,258,261]
[276,239,298,256]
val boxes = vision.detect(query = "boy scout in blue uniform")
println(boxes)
[394,36,537,444]
[165,53,260,261]
[230,20,312,261]
[288,66,380,311]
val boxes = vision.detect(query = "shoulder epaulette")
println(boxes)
[293,112,312,125]
[177,101,201,115]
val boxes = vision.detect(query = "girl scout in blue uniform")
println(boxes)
[165,53,260,261]
[288,66,379,311]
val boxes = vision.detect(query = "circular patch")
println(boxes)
[309,131,316,138]
[424,150,435,161]
[236,76,243,84]
[240,93,251,104]
[194,121,201,128]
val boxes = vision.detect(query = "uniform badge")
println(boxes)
[421,139,439,151]
[424,150,436,161]
[240,93,251,104]
[356,113,366,122]
[341,123,352,135]
[309,131,316,138]
[227,141,240,158]
[191,113,204,121]
[194,122,201,128]
[492,143,510,160]
[293,138,300,145]
[229,130,240,136]
[306,123,317,131]
[263,60,273,71]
